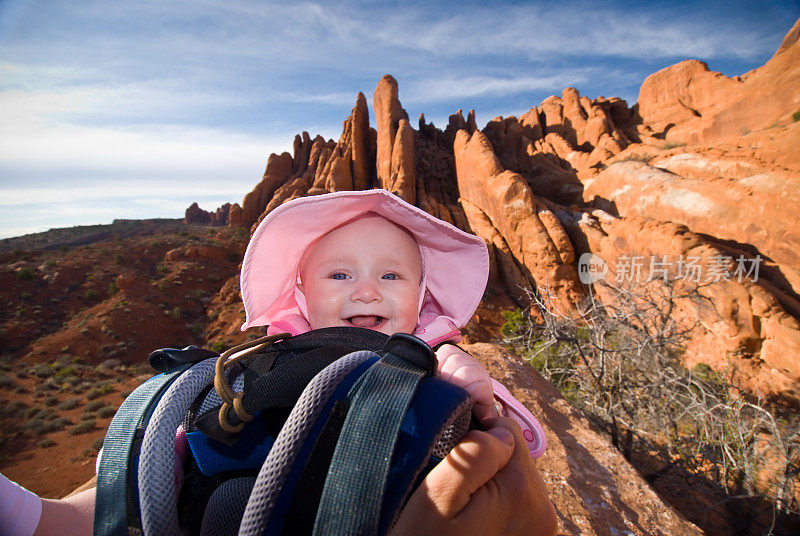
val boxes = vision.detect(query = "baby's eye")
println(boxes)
[382,273,400,280]
[330,272,348,280]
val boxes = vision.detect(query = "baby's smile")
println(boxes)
[345,315,386,329]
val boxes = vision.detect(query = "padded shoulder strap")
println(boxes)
[93,363,192,536]
[313,334,434,536]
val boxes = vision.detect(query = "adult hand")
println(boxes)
[392,417,557,536]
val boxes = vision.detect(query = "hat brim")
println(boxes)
[240,189,489,340]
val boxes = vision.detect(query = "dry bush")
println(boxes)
[502,278,800,530]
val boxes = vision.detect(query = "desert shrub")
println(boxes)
[172,306,182,319]
[85,400,105,412]
[69,420,96,435]
[54,366,78,380]
[33,365,53,379]
[53,417,72,428]
[16,267,34,281]
[79,413,96,421]
[503,280,800,525]
[85,385,113,399]
[38,438,56,448]
[24,418,45,435]
[83,288,100,301]
[793,109,800,122]
[615,153,654,164]
[44,396,59,407]
[20,291,32,300]
[40,420,63,433]
[57,398,80,410]
[0,376,13,389]
[7,400,27,412]
[662,141,687,149]
[107,282,119,296]
[24,406,44,419]
[113,253,125,264]
[209,340,227,354]
[91,437,104,451]
[96,406,116,418]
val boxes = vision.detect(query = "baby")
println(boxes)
[295,212,496,420]
[240,189,502,421]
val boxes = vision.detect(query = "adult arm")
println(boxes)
[34,488,95,536]
[392,417,557,536]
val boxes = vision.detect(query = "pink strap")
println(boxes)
[491,379,547,459]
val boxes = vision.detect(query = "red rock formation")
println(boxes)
[584,160,800,302]
[373,75,414,203]
[636,17,800,168]
[480,88,638,205]
[234,151,293,230]
[454,129,585,310]
[184,202,231,225]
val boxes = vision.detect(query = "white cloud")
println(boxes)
[405,74,588,103]
[0,83,287,181]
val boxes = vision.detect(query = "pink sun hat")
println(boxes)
[239,189,490,346]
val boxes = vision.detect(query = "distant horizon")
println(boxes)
[1,0,797,239]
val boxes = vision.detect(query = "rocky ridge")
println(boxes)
[219,19,800,406]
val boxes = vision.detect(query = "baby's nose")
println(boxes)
[351,279,382,302]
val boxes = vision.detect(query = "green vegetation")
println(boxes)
[614,153,654,164]
[662,141,687,149]
[69,420,96,435]
[793,108,800,122]
[16,267,35,280]
[57,398,80,410]
[85,400,105,412]
[86,384,114,400]
[83,288,100,301]
[38,438,57,448]
[209,340,227,354]
[502,280,800,524]
[96,406,116,418]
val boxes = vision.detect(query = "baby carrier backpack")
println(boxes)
[93,327,474,536]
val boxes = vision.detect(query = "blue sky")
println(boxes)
[0,0,797,239]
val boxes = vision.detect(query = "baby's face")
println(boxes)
[298,215,422,336]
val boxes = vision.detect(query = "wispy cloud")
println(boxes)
[405,73,589,103]
[0,0,794,238]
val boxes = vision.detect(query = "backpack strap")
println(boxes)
[93,362,194,536]
[238,350,378,535]
[313,334,436,535]
[138,358,218,535]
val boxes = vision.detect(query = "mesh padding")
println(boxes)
[199,477,256,536]
[238,350,377,536]
[431,398,472,459]
[138,359,216,535]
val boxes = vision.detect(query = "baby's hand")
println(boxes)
[435,344,498,422]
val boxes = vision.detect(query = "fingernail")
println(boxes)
[488,427,515,446]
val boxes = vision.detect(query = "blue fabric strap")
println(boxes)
[313,353,424,536]
[93,363,191,536]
